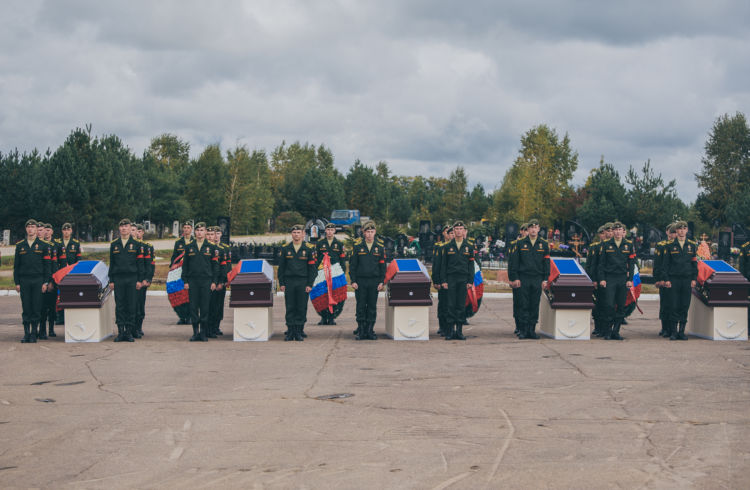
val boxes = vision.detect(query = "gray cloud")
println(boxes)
[1,0,749,202]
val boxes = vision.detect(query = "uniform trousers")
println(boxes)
[113,274,138,329]
[354,277,379,325]
[602,273,628,325]
[517,273,543,326]
[444,274,468,325]
[668,276,692,325]
[188,279,211,325]
[20,278,44,324]
[284,277,309,326]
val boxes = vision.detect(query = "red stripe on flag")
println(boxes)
[227,262,242,283]
[52,263,76,284]
[384,260,398,283]
[548,260,560,285]
[697,261,715,285]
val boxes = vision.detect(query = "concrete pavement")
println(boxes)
[0,296,749,489]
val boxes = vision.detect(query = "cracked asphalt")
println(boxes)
[0,295,749,489]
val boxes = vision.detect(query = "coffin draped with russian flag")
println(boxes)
[310,253,348,314]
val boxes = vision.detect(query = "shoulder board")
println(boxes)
[467,237,475,244]
[111,239,119,243]
[688,239,697,245]
[376,239,384,246]
[591,241,599,246]
[54,238,62,243]
[353,238,363,245]
[305,242,315,249]
[16,239,24,245]
[538,237,548,244]
[72,238,80,243]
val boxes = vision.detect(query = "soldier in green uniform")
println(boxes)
[213,226,231,336]
[278,225,316,341]
[36,223,58,340]
[182,222,220,342]
[439,221,476,340]
[315,223,347,325]
[56,222,82,328]
[662,221,698,341]
[597,221,635,340]
[508,223,528,338]
[205,226,227,338]
[740,239,750,334]
[171,222,193,324]
[14,219,53,343]
[133,224,154,338]
[586,225,607,337]
[654,224,677,337]
[508,219,550,340]
[108,219,146,342]
[432,224,453,337]
[349,221,386,340]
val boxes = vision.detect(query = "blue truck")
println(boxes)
[329,210,361,230]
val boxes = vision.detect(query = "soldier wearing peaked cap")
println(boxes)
[14,219,53,343]
[182,222,220,342]
[349,221,386,340]
[109,219,146,342]
[278,225,317,341]
[439,220,476,340]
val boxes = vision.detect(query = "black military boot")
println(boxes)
[123,324,135,342]
[658,319,666,337]
[454,323,466,340]
[294,324,304,341]
[284,325,293,341]
[29,323,38,343]
[207,320,217,338]
[136,319,144,338]
[526,322,540,339]
[21,322,31,343]
[37,320,48,340]
[513,318,520,336]
[516,322,526,339]
[368,322,377,340]
[199,322,208,341]
[189,323,200,341]
[355,322,365,340]
[48,318,56,337]
[608,322,624,341]
[437,318,445,337]
[669,322,679,341]
[300,324,307,338]
[677,322,688,341]
[113,324,123,342]
[444,323,455,340]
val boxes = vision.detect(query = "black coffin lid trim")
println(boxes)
[230,273,274,307]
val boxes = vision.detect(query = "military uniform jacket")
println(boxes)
[217,242,231,283]
[171,236,192,265]
[14,238,52,284]
[439,239,475,284]
[58,238,82,267]
[43,240,59,275]
[506,238,519,278]
[349,239,386,283]
[142,241,155,282]
[653,240,668,282]
[316,238,347,275]
[182,240,220,283]
[431,241,445,285]
[596,238,635,282]
[109,237,146,281]
[740,242,750,281]
[278,242,316,287]
[662,239,698,281]
[508,236,550,281]
[585,241,601,280]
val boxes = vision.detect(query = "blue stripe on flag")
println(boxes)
[166,279,185,294]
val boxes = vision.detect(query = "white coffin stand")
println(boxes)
[539,294,591,340]
[233,307,273,341]
[687,298,748,341]
[64,292,116,343]
[385,305,430,340]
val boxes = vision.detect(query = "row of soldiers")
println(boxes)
[13,219,82,343]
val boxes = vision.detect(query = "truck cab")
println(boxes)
[329,209,360,230]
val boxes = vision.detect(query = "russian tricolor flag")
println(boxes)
[626,263,642,307]
[466,262,484,313]
[166,253,189,308]
[310,253,348,313]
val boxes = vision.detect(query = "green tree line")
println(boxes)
[1,113,748,240]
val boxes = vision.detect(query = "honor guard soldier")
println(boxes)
[213,226,231,336]
[508,223,528,338]
[14,219,53,343]
[597,221,635,340]
[109,219,146,342]
[432,224,454,337]
[205,226,227,338]
[56,222,82,328]
[585,224,608,337]
[316,223,347,325]
[662,221,698,341]
[349,221,386,340]
[171,222,193,324]
[278,224,316,341]
[654,224,677,337]
[37,223,58,340]
[508,219,550,340]
[182,222,220,341]
[133,224,154,338]
[740,239,750,333]
[439,220,476,340]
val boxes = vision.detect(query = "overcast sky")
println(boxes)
[2,1,749,200]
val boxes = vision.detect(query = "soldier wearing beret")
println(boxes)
[432,224,454,337]
[182,222,220,341]
[662,221,698,341]
[132,224,154,338]
[586,225,608,337]
[508,223,528,338]
[316,223,347,326]
[654,224,677,337]
[35,223,58,340]
[349,221,386,340]
[597,221,635,340]
[278,225,316,341]
[171,222,193,325]
[212,226,231,336]
[55,222,82,329]
[439,220,476,340]
[508,219,550,339]
[109,219,146,342]
[14,219,53,343]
